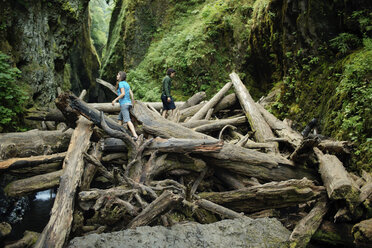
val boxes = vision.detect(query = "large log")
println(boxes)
[188,82,232,122]
[179,102,206,122]
[192,116,247,133]
[255,103,302,148]
[4,170,63,197]
[35,116,93,248]
[127,190,183,229]
[289,196,329,248]
[229,72,278,153]
[0,129,72,160]
[178,92,206,110]
[198,178,324,213]
[352,218,372,247]
[213,93,237,113]
[314,148,360,207]
[0,152,66,170]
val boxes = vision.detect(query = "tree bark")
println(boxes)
[229,72,278,153]
[35,116,93,248]
[0,129,72,160]
[188,82,232,122]
[198,178,324,213]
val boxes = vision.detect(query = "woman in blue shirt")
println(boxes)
[111,71,138,140]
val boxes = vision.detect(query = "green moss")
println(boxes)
[312,229,343,245]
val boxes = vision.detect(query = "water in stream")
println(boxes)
[5,189,55,241]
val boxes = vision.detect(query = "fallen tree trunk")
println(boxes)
[146,137,223,153]
[35,117,93,248]
[229,72,278,153]
[255,103,302,148]
[192,116,247,133]
[289,196,329,248]
[352,218,372,248]
[0,152,66,170]
[0,129,72,160]
[188,82,232,122]
[213,93,237,113]
[198,178,324,213]
[318,140,353,154]
[127,190,183,229]
[179,102,206,122]
[314,148,360,208]
[196,199,244,219]
[178,92,206,110]
[4,169,63,197]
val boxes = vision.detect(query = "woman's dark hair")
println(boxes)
[115,71,127,90]
[167,68,176,76]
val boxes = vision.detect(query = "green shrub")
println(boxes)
[0,52,28,132]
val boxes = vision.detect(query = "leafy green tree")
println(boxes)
[0,52,28,132]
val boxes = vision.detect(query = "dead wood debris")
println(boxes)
[1,72,371,248]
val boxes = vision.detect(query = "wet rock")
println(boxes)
[68,217,290,248]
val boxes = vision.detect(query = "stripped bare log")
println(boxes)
[188,82,232,122]
[147,137,223,153]
[289,196,329,248]
[229,72,278,153]
[0,129,72,160]
[255,103,302,148]
[127,190,183,229]
[198,178,324,213]
[5,162,61,176]
[179,102,206,122]
[0,152,66,170]
[4,170,63,197]
[35,116,93,248]
[196,199,244,219]
[213,93,237,113]
[81,143,101,191]
[314,148,360,208]
[178,92,206,110]
[193,116,247,133]
[148,154,207,181]
[318,140,353,154]
[26,109,66,122]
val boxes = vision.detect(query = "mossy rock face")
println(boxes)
[0,0,92,107]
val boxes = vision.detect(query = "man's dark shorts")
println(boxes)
[161,94,176,110]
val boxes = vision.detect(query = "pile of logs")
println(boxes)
[0,72,371,248]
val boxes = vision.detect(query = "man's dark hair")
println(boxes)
[167,68,176,76]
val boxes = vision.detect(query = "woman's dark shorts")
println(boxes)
[161,95,176,110]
